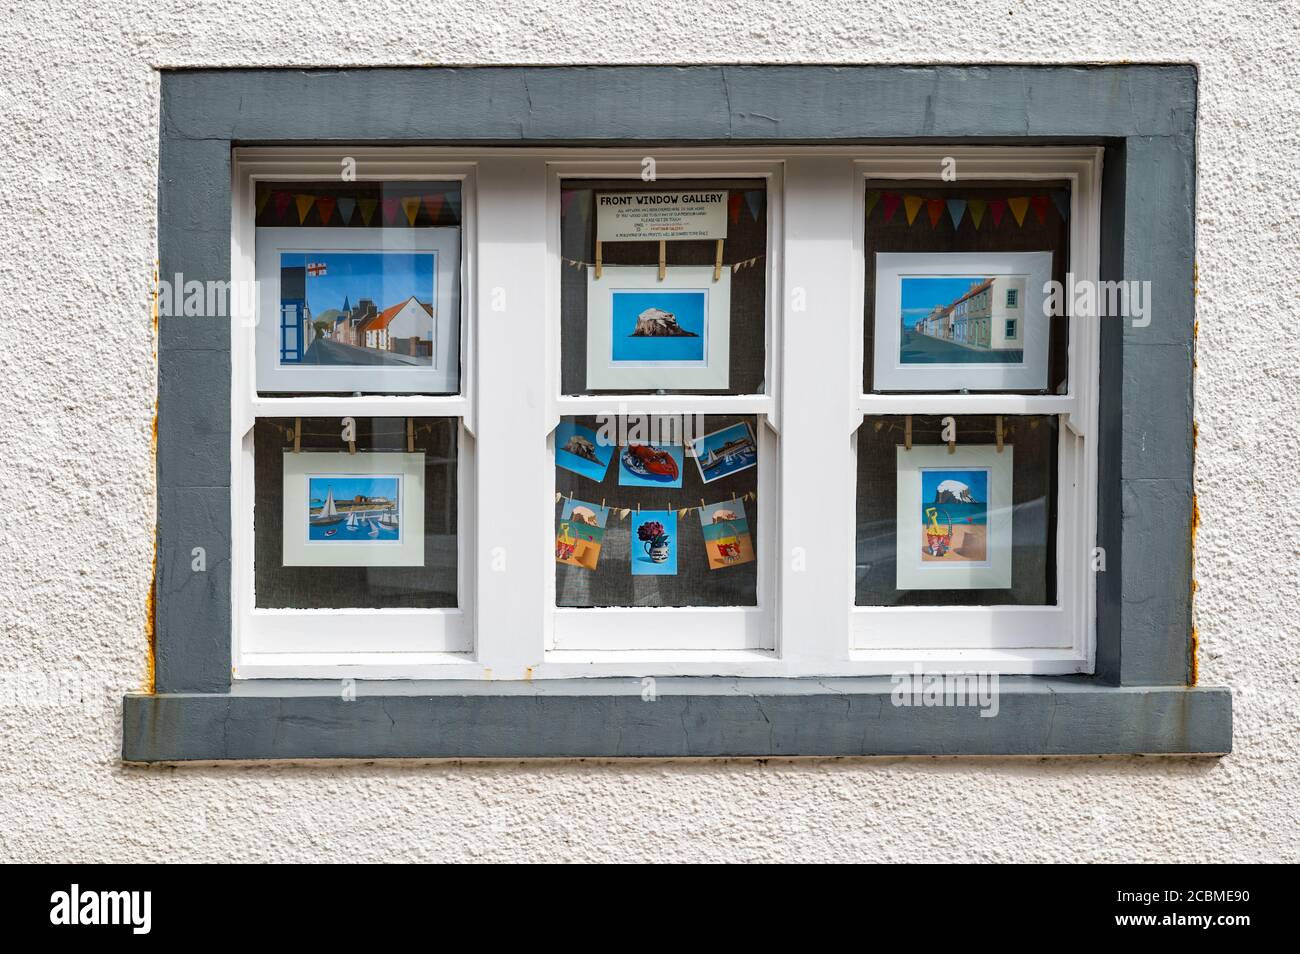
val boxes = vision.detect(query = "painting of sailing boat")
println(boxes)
[307,475,401,543]
[689,421,758,484]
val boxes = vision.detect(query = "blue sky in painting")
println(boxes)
[309,476,398,507]
[282,252,435,314]
[899,276,988,329]
[920,468,988,504]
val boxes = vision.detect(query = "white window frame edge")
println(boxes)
[849,147,1103,675]
[230,148,480,679]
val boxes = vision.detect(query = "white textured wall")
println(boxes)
[0,0,1296,863]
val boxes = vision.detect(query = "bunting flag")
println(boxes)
[255,190,271,218]
[925,198,944,228]
[358,197,378,226]
[727,192,744,225]
[946,198,967,230]
[1030,194,1050,225]
[294,194,316,224]
[865,189,881,218]
[1050,190,1069,221]
[272,191,292,221]
[380,196,401,225]
[400,196,421,227]
[881,192,902,222]
[315,195,336,226]
[1008,196,1030,227]
[422,192,445,224]
[988,197,1008,228]
[444,191,462,223]
[968,197,987,230]
[336,196,356,225]
[743,189,764,222]
[560,190,578,218]
[903,194,925,226]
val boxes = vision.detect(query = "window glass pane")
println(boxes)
[555,414,760,607]
[559,179,767,396]
[254,417,458,608]
[863,181,1071,394]
[254,180,462,395]
[855,415,1057,606]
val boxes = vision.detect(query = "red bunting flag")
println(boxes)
[272,191,292,221]
[881,192,901,222]
[1030,194,1050,225]
[925,198,945,228]
[988,197,1008,227]
[381,197,401,225]
[315,195,336,225]
[728,192,743,224]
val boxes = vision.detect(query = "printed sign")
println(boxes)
[596,191,728,242]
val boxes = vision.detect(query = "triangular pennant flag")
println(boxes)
[560,190,577,218]
[1050,190,1069,221]
[988,197,1008,227]
[294,194,316,224]
[255,190,271,218]
[925,198,945,228]
[728,193,744,224]
[744,189,764,222]
[272,191,292,221]
[1008,196,1030,227]
[968,198,987,230]
[1030,195,1050,225]
[422,193,445,224]
[336,196,356,224]
[381,196,401,225]
[865,189,881,218]
[881,192,901,223]
[400,196,421,226]
[358,197,378,226]
[315,195,336,225]
[946,198,967,230]
[903,195,925,226]
[444,191,462,223]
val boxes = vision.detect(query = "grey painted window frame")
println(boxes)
[126,65,1230,761]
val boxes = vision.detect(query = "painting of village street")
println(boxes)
[899,275,1026,365]
[307,475,401,542]
[279,252,436,367]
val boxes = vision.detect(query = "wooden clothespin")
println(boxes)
[292,417,301,454]
[658,240,666,281]
[904,416,912,451]
[996,416,1004,454]
[594,240,603,280]
[406,417,414,453]
[713,239,724,282]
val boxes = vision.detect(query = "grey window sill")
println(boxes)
[122,677,1231,762]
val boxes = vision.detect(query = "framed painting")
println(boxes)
[894,444,1013,590]
[585,265,731,390]
[872,252,1052,392]
[281,451,425,567]
[255,227,461,394]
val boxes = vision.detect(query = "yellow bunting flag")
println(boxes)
[294,194,316,224]
[1008,196,1030,227]
[903,194,925,226]
[358,197,378,226]
[401,196,421,227]
[968,198,988,230]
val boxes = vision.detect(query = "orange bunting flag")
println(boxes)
[968,197,988,230]
[728,192,744,224]
[925,198,945,228]
[294,194,316,224]
[1008,196,1030,227]
[422,193,446,223]
[400,196,421,226]
[1030,194,1050,225]
[358,197,378,226]
[903,194,925,226]
[315,195,336,225]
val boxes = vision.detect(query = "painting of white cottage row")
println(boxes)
[278,251,437,367]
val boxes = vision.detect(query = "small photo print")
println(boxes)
[556,499,610,571]
[699,499,756,570]
[690,421,758,484]
[631,510,678,576]
[555,421,615,483]
[919,468,989,564]
[308,475,401,543]
[618,442,685,488]
[610,290,707,365]
[899,275,1026,366]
